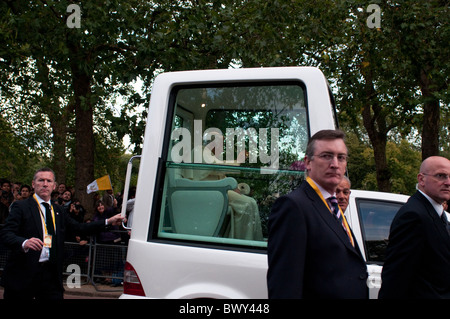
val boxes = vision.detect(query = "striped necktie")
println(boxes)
[328,196,342,222]
[328,196,353,246]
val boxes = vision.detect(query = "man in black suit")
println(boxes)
[267,130,368,299]
[0,167,125,299]
[379,156,450,299]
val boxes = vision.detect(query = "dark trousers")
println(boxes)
[3,262,63,300]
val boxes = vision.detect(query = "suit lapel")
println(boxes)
[28,197,44,239]
[29,197,63,241]
[415,192,450,243]
[304,182,362,255]
[53,204,63,241]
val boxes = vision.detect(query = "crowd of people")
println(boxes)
[2,178,109,214]
[1,177,129,246]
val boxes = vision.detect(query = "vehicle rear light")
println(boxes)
[123,262,146,296]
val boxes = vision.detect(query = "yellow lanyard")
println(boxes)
[33,194,56,235]
[306,177,354,247]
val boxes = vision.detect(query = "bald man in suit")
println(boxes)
[379,156,450,299]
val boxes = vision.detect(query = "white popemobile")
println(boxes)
[119,67,409,299]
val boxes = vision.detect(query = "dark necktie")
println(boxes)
[441,211,450,236]
[43,203,55,235]
[42,203,56,262]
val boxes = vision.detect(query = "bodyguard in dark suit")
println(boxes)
[379,156,450,299]
[0,167,125,299]
[267,130,368,299]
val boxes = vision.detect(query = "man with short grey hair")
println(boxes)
[336,176,351,212]
[0,167,125,299]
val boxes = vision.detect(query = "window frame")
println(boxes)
[148,80,309,252]
[355,198,404,264]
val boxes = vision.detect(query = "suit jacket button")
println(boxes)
[359,273,368,280]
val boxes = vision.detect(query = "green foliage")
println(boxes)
[0,0,448,195]
[0,115,41,183]
[346,131,422,195]
[0,0,152,194]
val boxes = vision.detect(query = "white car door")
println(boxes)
[346,190,409,298]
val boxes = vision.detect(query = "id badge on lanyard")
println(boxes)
[44,234,52,248]
[33,194,55,247]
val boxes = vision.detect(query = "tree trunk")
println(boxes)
[50,118,68,184]
[371,136,391,192]
[419,68,440,160]
[68,43,95,219]
[72,73,95,219]
[361,103,391,192]
[360,64,391,192]
[36,56,69,184]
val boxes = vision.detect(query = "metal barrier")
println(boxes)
[1,226,128,293]
[90,241,127,291]
[64,231,128,292]
[62,239,93,285]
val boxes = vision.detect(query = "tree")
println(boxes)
[0,115,40,182]
[1,0,447,198]
[324,1,448,191]
[388,1,449,159]
[223,0,447,191]
[346,131,421,195]
[0,1,156,214]
[1,1,74,183]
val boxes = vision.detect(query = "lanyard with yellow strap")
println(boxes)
[33,194,56,236]
[306,177,354,247]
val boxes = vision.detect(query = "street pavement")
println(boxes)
[0,282,122,299]
[64,282,122,299]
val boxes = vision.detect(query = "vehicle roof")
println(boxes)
[350,189,410,202]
